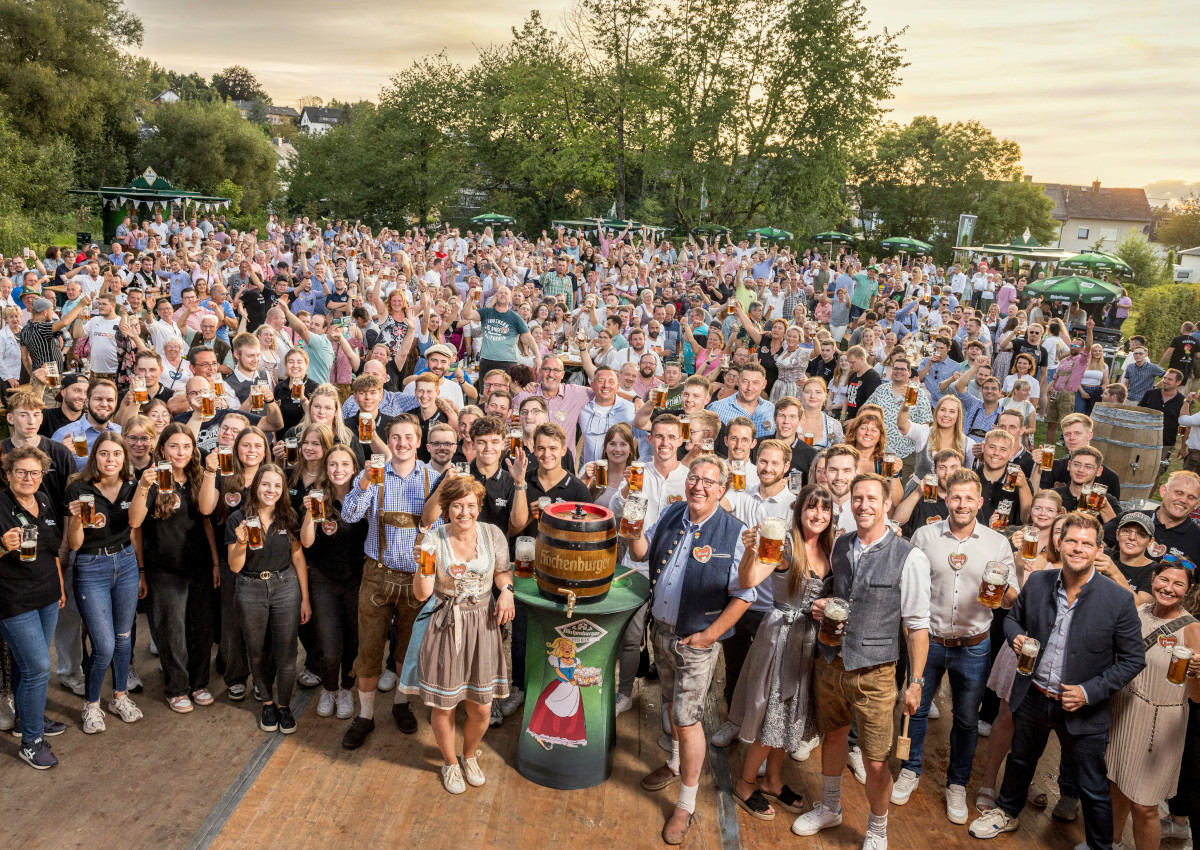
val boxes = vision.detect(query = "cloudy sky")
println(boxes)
[125,0,1199,197]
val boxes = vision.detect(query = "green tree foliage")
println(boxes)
[1130,283,1200,360]
[1115,229,1171,289]
[973,178,1058,247]
[1157,194,1200,252]
[0,110,77,254]
[212,65,269,103]
[140,101,279,212]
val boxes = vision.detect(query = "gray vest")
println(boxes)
[825,530,914,671]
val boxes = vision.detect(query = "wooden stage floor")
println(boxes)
[0,620,1162,850]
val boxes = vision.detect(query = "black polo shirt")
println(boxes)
[902,496,949,538]
[977,467,1016,526]
[516,469,593,538]
[1048,456,1121,500]
[65,479,138,553]
[0,490,63,619]
[1104,510,1200,564]
[303,499,369,584]
[275,377,319,436]
[1141,388,1186,449]
[3,436,76,521]
[434,463,517,554]
[140,483,213,577]
[225,509,295,573]
[1053,484,1119,516]
[520,444,576,474]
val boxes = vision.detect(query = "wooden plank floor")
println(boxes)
[0,617,1166,849]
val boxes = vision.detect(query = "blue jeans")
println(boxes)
[998,689,1112,850]
[0,602,59,742]
[902,637,991,786]
[74,545,139,703]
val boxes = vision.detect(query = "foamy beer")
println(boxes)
[44,362,59,389]
[533,497,550,521]
[1021,527,1039,562]
[213,376,224,398]
[1180,425,1189,440]
[72,433,89,458]
[510,410,520,429]
[369,454,386,485]
[1040,444,1055,470]
[977,561,1009,609]
[758,516,787,566]
[290,377,304,400]
[1168,645,1194,686]
[726,302,735,316]
[514,536,536,579]
[701,438,715,452]
[802,432,815,446]
[284,438,299,466]
[250,383,265,412]
[680,418,690,440]
[619,496,647,539]
[307,489,326,522]
[594,459,609,487]
[629,461,645,493]
[132,375,148,403]
[653,385,667,406]
[453,462,471,477]
[818,598,850,647]
[990,499,1013,531]
[246,516,264,550]
[1017,638,1040,676]
[1088,483,1108,513]
[358,411,374,443]
[20,527,37,562]
[1078,484,1094,513]
[904,382,919,405]
[157,461,173,490]
[720,354,730,369]
[508,428,522,459]
[1003,462,1020,490]
[881,453,899,478]
[79,493,96,528]
[217,445,234,476]
[418,538,437,576]
[200,390,215,417]
[922,474,938,502]
[731,460,747,491]
[789,469,804,495]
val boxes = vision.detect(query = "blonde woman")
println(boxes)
[796,377,844,448]
[1076,343,1109,415]
[897,394,972,483]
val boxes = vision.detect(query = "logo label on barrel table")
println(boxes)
[555,619,608,652]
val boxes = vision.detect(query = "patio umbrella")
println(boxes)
[1024,275,1124,304]
[470,212,515,226]
[880,236,933,255]
[813,230,856,258]
[691,224,732,236]
[747,227,793,240]
[1057,252,1135,278]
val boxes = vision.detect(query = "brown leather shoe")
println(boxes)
[662,807,696,845]
[641,764,681,791]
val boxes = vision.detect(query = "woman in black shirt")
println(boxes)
[129,423,218,713]
[0,446,66,768]
[273,348,319,436]
[287,424,332,511]
[227,464,310,734]
[65,432,143,733]
[298,444,368,720]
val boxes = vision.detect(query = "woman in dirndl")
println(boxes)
[412,474,513,795]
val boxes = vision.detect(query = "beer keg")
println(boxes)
[535,502,618,604]
[1090,403,1164,502]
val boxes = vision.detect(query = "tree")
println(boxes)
[246,100,269,126]
[1157,194,1200,252]
[972,178,1058,247]
[296,96,324,110]
[1115,229,1171,289]
[140,101,279,212]
[212,65,269,103]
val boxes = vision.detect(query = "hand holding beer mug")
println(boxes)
[514,536,536,579]
[132,375,148,403]
[306,489,326,522]
[358,411,374,444]
[977,560,1009,609]
[619,496,647,539]
[1015,636,1040,676]
[71,432,89,459]
[628,461,645,493]
[1168,645,1194,686]
[78,493,97,528]
[990,499,1013,531]
[1038,444,1055,471]
[369,454,386,486]
[44,361,60,389]
[532,496,550,522]
[757,517,787,566]
[1002,462,1020,491]
[904,381,919,406]
[250,382,266,413]
[19,526,38,562]
[418,538,437,577]
[881,453,899,478]
[157,461,173,490]
[818,598,850,647]
[217,444,234,477]
[730,460,747,492]
[245,516,264,551]
[922,473,938,502]
[1021,527,1039,564]
[284,437,299,466]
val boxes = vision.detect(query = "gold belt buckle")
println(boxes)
[259,571,272,580]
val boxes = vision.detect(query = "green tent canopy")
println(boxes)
[880,236,933,254]
[469,212,515,226]
[747,227,793,240]
[1024,275,1123,304]
[1057,252,1135,278]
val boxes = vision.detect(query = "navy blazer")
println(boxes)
[1004,568,1146,736]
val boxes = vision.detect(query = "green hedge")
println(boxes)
[1131,283,1200,359]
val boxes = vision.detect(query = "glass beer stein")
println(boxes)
[818,598,850,647]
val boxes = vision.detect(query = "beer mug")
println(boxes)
[802,432,815,446]
[246,516,264,551]
[290,377,304,400]
[307,489,326,522]
[213,376,225,398]
[720,354,730,369]
[1016,638,1040,676]
[453,462,471,477]
[619,496,647,539]
[654,385,667,407]
[514,536,536,579]
[45,361,60,389]
[250,382,265,412]
[731,460,747,492]
[157,461,173,490]
[200,389,215,418]
[358,411,374,443]
[20,526,38,562]
[629,461,645,493]
[1040,444,1055,471]
[217,444,234,476]
[882,453,899,478]
[818,598,850,647]
[1089,483,1108,513]
[1078,483,1094,513]
[369,454,386,486]
[758,516,787,566]
[904,382,919,406]
[132,375,148,403]
[1021,527,1039,563]
[78,493,96,528]
[701,438,715,452]
[1003,462,1020,491]
[533,496,551,522]
[789,469,804,495]
[594,459,609,487]
[1168,645,1193,686]
[418,538,436,576]
[978,560,1008,609]
[680,418,690,441]
[922,473,938,502]
[990,499,1013,531]
[72,433,89,459]
[508,428,523,459]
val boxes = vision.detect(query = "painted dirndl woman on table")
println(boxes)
[526,636,599,749]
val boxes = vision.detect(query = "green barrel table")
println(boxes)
[514,572,649,790]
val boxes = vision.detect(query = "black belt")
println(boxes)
[931,631,989,648]
[239,566,293,581]
[78,541,131,556]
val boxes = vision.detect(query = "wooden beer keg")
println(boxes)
[1090,403,1164,502]
[535,502,618,604]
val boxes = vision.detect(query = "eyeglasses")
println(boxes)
[685,474,721,490]
[11,469,43,480]
[125,435,152,443]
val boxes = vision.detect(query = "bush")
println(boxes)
[1130,282,1200,359]
[1115,229,1171,289]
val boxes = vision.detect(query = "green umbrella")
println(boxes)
[747,227,793,240]
[1057,252,1135,278]
[813,230,856,245]
[1024,275,1124,305]
[470,212,515,226]
[691,224,732,236]
[880,236,933,254]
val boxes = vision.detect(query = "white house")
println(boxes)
[1040,180,1153,253]
[152,90,180,105]
[1176,246,1200,283]
[299,107,342,134]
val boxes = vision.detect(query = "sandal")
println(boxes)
[167,695,193,714]
[761,785,805,814]
[1027,784,1048,808]
[976,786,997,813]
[734,789,776,821]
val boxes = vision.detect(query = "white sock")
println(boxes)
[822,773,842,813]
[666,739,681,773]
[393,688,407,705]
[358,689,375,719]
[868,811,888,837]
[677,783,698,814]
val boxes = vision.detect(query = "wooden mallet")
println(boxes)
[895,714,911,760]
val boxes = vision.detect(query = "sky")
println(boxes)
[125,0,1200,199]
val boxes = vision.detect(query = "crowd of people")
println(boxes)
[0,214,1198,850]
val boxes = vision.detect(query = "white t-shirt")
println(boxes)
[148,318,185,358]
[403,374,464,409]
[1002,373,1041,400]
[84,317,122,372]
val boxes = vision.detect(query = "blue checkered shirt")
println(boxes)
[341,460,434,572]
[707,394,776,438]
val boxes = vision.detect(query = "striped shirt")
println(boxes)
[341,460,433,572]
[707,394,776,438]
[19,321,63,371]
[538,271,575,310]
[1122,360,1165,405]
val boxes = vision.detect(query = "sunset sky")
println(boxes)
[125,0,1200,199]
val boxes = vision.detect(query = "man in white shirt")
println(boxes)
[577,366,635,466]
[608,326,662,375]
[402,343,464,408]
[73,293,123,375]
[824,443,860,536]
[949,265,968,299]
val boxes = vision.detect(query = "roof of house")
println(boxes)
[1180,246,1200,257]
[1041,183,1152,224]
[266,105,300,118]
[300,107,343,125]
[153,90,178,101]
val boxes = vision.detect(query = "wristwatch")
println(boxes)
[909,677,925,687]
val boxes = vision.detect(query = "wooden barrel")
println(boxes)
[1090,403,1164,502]
[535,502,617,604]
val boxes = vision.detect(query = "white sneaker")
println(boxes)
[108,694,143,723]
[712,720,740,748]
[615,693,634,716]
[977,720,992,737]
[0,691,14,731]
[82,701,106,734]
[789,735,820,762]
[891,768,920,805]
[59,673,86,696]
[461,753,486,787]
[1161,815,1191,840]
[499,687,525,717]
[968,808,1019,839]
[297,667,321,688]
[862,832,888,850]
[792,802,843,836]
[316,690,336,717]
[927,701,940,720]
[848,746,867,784]
[149,636,158,656]
[335,689,355,720]
[377,669,397,692]
[946,784,969,824]
[441,762,466,794]
[126,666,143,693]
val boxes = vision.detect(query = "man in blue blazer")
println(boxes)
[969,512,1145,849]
